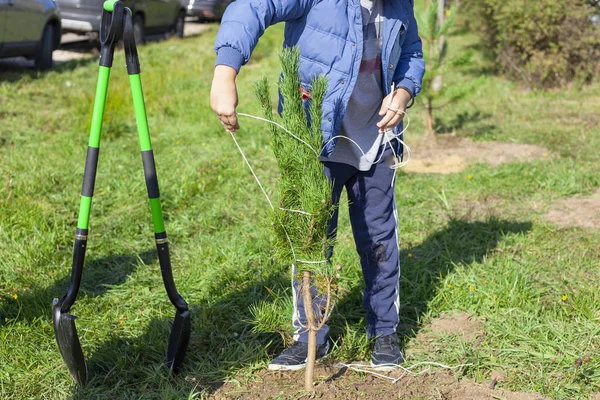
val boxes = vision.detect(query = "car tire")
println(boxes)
[35,24,54,71]
[174,11,185,38]
[133,15,145,45]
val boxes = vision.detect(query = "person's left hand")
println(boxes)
[377,88,411,134]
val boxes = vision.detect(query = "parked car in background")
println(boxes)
[0,0,61,70]
[57,0,186,44]
[183,0,232,22]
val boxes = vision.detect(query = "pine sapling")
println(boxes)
[254,47,338,391]
[418,0,481,137]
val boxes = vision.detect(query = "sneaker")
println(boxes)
[268,341,331,371]
[371,334,404,370]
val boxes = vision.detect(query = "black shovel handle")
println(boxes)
[123,9,141,75]
[155,233,189,314]
[99,1,125,67]
[60,228,89,312]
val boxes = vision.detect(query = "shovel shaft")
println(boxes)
[54,3,192,387]
[128,67,188,314]
[63,66,111,312]
[123,12,190,371]
[77,66,110,231]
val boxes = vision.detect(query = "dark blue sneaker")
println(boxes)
[268,341,331,371]
[371,334,404,370]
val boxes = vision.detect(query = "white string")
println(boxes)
[228,130,298,262]
[320,110,411,163]
[333,362,473,384]
[228,93,468,377]
[296,259,329,264]
[279,207,313,216]
[229,130,276,211]
[229,89,414,267]
[237,112,319,157]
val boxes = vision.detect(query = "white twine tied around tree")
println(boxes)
[227,83,412,266]
[229,121,472,380]
[227,89,471,379]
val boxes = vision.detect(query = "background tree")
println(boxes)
[461,0,600,88]
[418,0,481,136]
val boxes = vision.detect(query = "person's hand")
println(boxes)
[377,88,411,134]
[210,65,240,133]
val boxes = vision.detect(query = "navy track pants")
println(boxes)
[293,147,400,344]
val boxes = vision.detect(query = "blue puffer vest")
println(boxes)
[214,0,425,157]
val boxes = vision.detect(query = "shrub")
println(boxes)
[461,0,600,87]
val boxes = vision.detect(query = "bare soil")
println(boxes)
[209,365,547,400]
[407,313,484,359]
[403,135,549,174]
[428,313,483,342]
[544,188,600,229]
[209,314,546,400]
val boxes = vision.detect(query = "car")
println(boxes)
[57,0,186,44]
[183,0,232,22]
[0,0,61,70]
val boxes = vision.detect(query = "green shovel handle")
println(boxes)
[123,10,188,313]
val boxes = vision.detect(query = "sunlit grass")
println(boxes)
[1,16,599,399]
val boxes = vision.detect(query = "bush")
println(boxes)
[462,0,600,88]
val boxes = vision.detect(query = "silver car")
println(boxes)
[184,0,232,21]
[58,0,186,44]
[0,0,61,70]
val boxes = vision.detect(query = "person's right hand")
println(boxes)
[210,65,240,133]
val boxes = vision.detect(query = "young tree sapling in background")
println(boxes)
[419,0,481,137]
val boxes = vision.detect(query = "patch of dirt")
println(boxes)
[429,313,483,342]
[408,313,484,359]
[447,196,505,221]
[403,135,549,174]
[209,314,544,399]
[544,189,600,229]
[210,365,547,400]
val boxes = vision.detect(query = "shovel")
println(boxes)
[53,1,190,386]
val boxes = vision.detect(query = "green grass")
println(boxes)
[1,14,600,400]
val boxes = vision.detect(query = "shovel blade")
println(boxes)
[166,309,190,374]
[53,298,88,386]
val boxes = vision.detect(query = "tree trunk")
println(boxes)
[437,0,446,54]
[425,98,435,139]
[437,0,445,28]
[302,270,317,392]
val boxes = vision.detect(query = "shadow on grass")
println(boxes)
[0,55,99,83]
[0,250,155,324]
[69,271,290,398]
[331,218,532,351]
[434,109,498,137]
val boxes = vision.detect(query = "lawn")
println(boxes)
[1,11,600,400]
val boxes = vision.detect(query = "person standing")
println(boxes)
[210,0,425,370]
